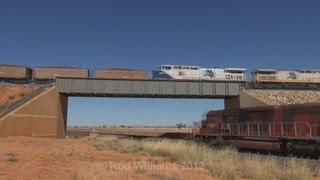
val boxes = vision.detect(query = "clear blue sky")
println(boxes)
[1,0,319,126]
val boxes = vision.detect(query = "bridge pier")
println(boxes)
[0,86,68,138]
[224,96,240,109]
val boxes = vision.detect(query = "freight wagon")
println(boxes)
[95,68,147,79]
[0,64,31,83]
[32,66,90,83]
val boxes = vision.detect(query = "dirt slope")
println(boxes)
[0,84,39,107]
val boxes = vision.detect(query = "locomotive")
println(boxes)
[152,65,247,81]
[196,104,320,156]
[253,69,320,84]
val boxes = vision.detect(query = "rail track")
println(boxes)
[67,130,191,139]
[67,130,320,159]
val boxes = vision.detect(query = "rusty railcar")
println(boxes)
[95,68,147,79]
[197,104,320,155]
[0,64,31,83]
[202,104,320,137]
[32,66,90,83]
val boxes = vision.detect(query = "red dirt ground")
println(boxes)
[0,84,39,106]
[0,136,214,180]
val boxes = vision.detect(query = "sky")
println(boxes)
[1,0,320,126]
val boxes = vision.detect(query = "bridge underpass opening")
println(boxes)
[67,97,224,128]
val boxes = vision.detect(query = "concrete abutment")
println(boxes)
[0,86,68,138]
[224,90,269,109]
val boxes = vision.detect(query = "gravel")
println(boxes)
[245,89,320,105]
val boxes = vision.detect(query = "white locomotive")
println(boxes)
[253,69,320,83]
[152,65,247,81]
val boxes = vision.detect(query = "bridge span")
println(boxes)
[2,78,320,138]
[56,78,242,98]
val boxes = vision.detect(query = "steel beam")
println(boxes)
[56,78,241,98]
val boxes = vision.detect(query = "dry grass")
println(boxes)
[147,172,183,180]
[0,104,6,110]
[88,135,319,180]
[135,165,148,174]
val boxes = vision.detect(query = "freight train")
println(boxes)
[1,64,320,85]
[0,65,147,84]
[195,104,320,156]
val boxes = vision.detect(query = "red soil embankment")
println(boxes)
[0,84,39,107]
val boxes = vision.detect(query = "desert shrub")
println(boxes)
[176,123,186,129]
[7,153,17,162]
[8,95,15,100]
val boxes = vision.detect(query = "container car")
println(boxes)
[32,66,90,83]
[152,65,246,81]
[95,68,147,79]
[0,64,31,83]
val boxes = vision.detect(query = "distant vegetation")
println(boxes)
[88,135,320,180]
[176,123,187,129]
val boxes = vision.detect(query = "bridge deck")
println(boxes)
[56,78,241,98]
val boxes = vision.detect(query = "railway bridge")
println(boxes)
[0,78,317,137]
[56,78,241,98]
